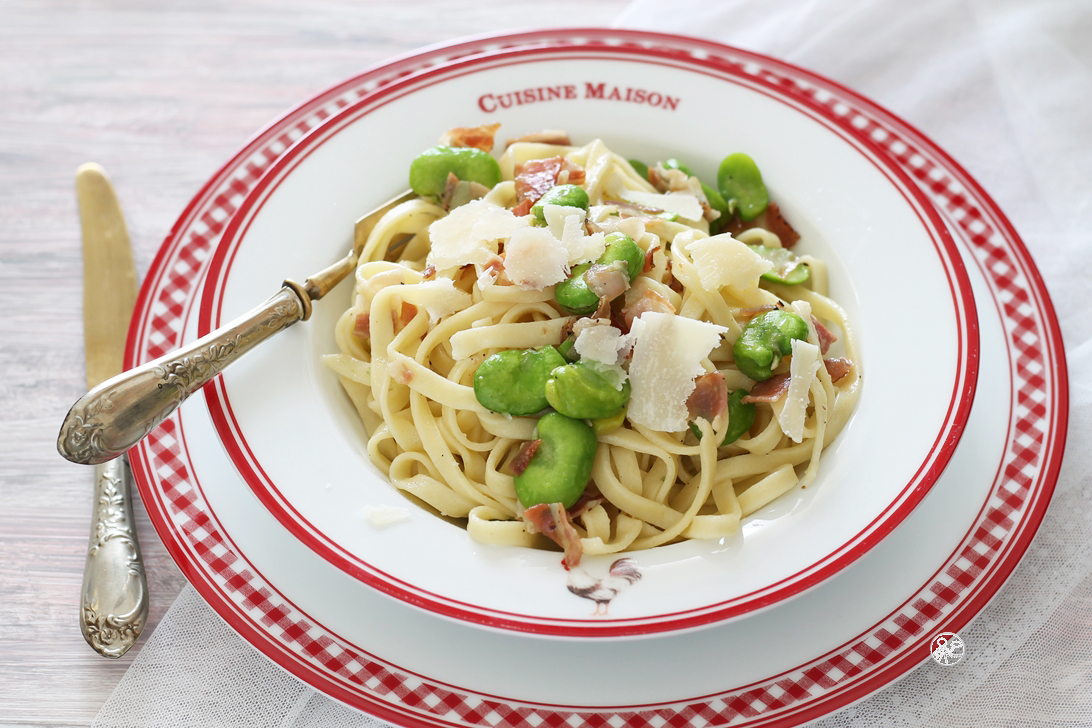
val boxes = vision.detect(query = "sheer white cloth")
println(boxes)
[93,0,1092,725]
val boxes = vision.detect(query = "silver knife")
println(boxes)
[74,163,149,658]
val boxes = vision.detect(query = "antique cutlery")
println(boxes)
[72,163,149,657]
[57,186,414,466]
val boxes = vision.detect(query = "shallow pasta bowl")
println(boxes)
[197,33,978,638]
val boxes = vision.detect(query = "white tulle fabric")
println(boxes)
[93,0,1092,725]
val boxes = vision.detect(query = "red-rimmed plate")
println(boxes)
[195,32,977,637]
[127,29,1066,726]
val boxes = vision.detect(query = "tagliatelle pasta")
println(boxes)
[324,127,861,567]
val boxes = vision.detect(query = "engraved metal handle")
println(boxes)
[58,283,310,465]
[80,455,149,657]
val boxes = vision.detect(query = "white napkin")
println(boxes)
[93,0,1092,725]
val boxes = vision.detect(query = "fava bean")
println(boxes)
[531,184,590,222]
[554,231,643,315]
[749,244,810,285]
[409,145,502,198]
[733,309,809,381]
[554,262,598,315]
[557,335,579,362]
[717,153,768,222]
[690,388,756,445]
[592,406,627,435]
[545,361,631,420]
[597,231,644,285]
[514,412,598,508]
[473,346,567,415]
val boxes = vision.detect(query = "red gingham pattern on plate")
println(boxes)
[128,30,1066,727]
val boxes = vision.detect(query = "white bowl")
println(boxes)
[197,36,978,637]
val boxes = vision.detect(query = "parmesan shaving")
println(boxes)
[620,190,704,221]
[503,226,570,290]
[686,234,774,292]
[626,312,728,431]
[773,339,822,443]
[542,204,606,264]
[788,299,815,341]
[574,321,632,367]
[426,199,527,272]
[362,504,411,528]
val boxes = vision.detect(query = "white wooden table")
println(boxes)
[0,2,628,725]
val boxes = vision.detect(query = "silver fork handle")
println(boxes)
[58,282,310,465]
[80,455,148,658]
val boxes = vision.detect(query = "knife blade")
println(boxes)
[74,163,149,658]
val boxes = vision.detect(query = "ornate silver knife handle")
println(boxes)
[58,282,310,465]
[81,455,148,657]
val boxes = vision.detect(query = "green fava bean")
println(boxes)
[749,244,810,285]
[544,361,631,420]
[690,388,756,445]
[554,262,598,315]
[409,145,502,198]
[514,412,598,509]
[554,231,644,314]
[662,157,694,176]
[473,346,567,416]
[718,153,769,222]
[598,231,644,284]
[531,184,590,222]
[733,309,809,381]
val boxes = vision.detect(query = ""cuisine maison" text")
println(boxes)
[477,83,680,113]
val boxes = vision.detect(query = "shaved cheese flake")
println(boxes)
[574,322,631,367]
[586,360,629,391]
[590,211,648,244]
[407,278,472,322]
[543,204,606,264]
[473,203,529,240]
[687,234,774,292]
[627,312,728,431]
[788,299,815,340]
[362,504,411,528]
[772,339,822,443]
[503,226,569,290]
[543,203,584,240]
[426,199,527,271]
[476,264,499,290]
[620,190,704,221]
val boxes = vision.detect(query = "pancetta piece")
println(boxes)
[621,286,675,329]
[514,157,562,205]
[512,156,587,209]
[742,372,791,403]
[686,371,728,422]
[524,502,584,569]
[440,122,501,151]
[824,357,853,383]
[813,317,838,354]
[584,263,630,301]
[510,439,542,476]
[724,201,801,248]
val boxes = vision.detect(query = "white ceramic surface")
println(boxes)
[196,41,977,636]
